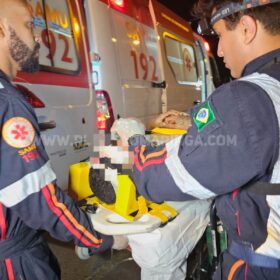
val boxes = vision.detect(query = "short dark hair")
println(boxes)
[193,0,280,35]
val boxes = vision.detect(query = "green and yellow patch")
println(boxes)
[193,101,216,132]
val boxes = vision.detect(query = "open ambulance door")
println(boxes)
[85,0,163,126]
[149,0,204,113]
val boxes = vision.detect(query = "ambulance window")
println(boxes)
[164,36,198,84]
[31,0,80,74]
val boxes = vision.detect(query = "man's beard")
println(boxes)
[9,26,40,73]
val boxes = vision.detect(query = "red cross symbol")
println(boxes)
[11,125,29,140]
[184,56,192,72]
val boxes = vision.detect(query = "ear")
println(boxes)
[0,17,9,39]
[239,15,257,45]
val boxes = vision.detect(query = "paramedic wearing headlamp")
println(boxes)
[115,0,280,279]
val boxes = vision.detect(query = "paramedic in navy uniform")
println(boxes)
[0,0,128,279]
[116,0,280,279]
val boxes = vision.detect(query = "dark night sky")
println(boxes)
[158,0,197,22]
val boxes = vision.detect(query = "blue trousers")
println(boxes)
[213,250,280,280]
[0,230,60,280]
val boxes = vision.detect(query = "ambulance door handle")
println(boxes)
[151,81,166,88]
[39,121,56,131]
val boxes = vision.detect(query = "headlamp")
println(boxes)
[197,0,280,35]
[197,18,216,35]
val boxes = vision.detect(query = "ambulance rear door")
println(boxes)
[150,0,203,113]
[85,0,163,125]
[193,33,217,100]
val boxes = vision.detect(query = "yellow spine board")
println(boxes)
[69,162,92,201]
[70,163,178,225]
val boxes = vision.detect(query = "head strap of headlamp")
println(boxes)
[210,0,280,25]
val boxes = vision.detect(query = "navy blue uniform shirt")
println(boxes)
[131,48,280,249]
[0,71,113,251]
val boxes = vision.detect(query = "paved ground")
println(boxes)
[47,229,214,280]
[48,237,141,280]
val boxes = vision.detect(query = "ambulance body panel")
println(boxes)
[15,0,96,190]
[85,0,216,124]
[12,0,216,189]
[85,0,163,124]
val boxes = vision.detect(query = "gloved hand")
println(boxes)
[75,235,129,259]
[112,235,129,250]
[75,246,91,260]
[111,118,145,145]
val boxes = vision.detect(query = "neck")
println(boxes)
[246,28,280,64]
[242,37,280,74]
[255,37,280,58]
[0,59,17,80]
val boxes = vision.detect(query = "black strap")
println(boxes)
[245,181,280,195]
[229,240,280,269]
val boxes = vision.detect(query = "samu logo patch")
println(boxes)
[2,117,35,149]
[193,102,216,132]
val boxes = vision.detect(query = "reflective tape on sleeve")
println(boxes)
[0,161,56,207]
[165,136,216,199]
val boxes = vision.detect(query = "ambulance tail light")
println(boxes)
[110,0,125,11]
[96,90,114,131]
[204,41,211,53]
[16,84,45,108]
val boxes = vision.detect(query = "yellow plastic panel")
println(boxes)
[69,162,92,201]
[151,127,187,135]
[114,175,139,221]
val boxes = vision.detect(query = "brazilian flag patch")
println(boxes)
[193,101,216,132]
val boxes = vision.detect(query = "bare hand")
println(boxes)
[149,110,191,130]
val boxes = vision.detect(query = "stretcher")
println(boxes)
[71,127,213,279]
[69,127,187,235]
[70,164,178,235]
[70,168,177,235]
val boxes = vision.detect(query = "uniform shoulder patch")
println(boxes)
[2,117,35,149]
[193,101,216,132]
